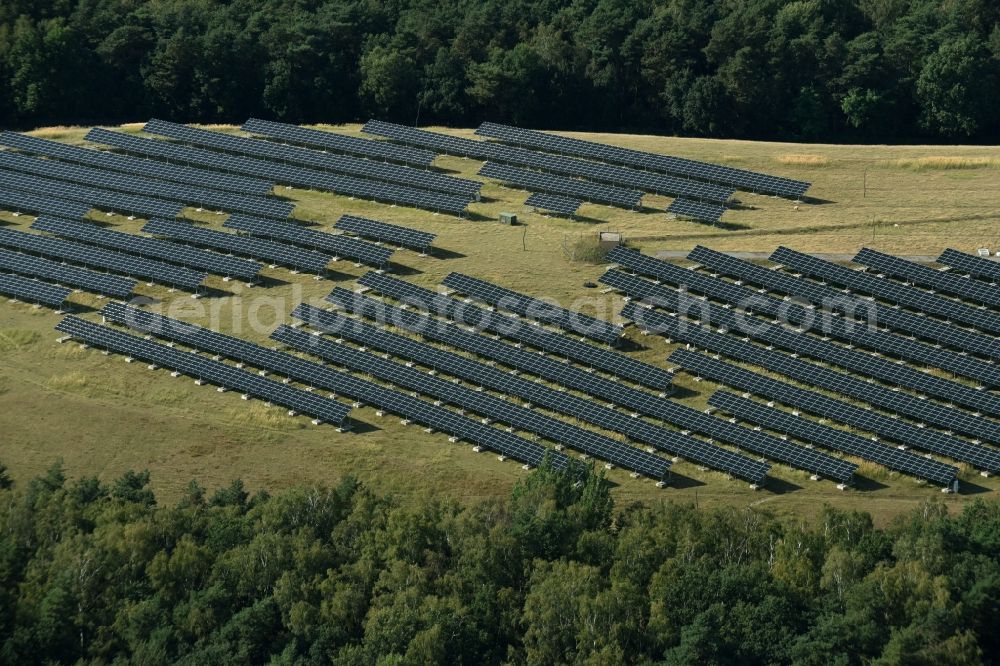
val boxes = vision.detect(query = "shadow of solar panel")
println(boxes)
[0,247,135,298]
[667,198,725,224]
[607,246,1000,387]
[441,272,623,344]
[602,268,1000,417]
[479,162,642,208]
[143,218,331,273]
[101,302,568,469]
[689,245,1000,362]
[87,128,472,214]
[31,216,262,282]
[223,214,392,267]
[271,323,669,479]
[292,302,766,483]
[939,248,1000,284]
[0,150,292,219]
[709,391,959,487]
[57,315,351,425]
[525,192,581,216]
[0,227,204,290]
[242,118,436,166]
[146,119,481,198]
[357,271,673,391]
[0,190,90,219]
[476,122,810,198]
[335,215,436,253]
[0,131,274,195]
[854,247,1000,310]
[0,272,71,308]
[0,167,183,220]
[772,246,1000,336]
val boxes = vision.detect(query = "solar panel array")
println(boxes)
[670,348,996,477]
[0,131,274,195]
[223,214,393,267]
[476,122,811,198]
[357,271,674,390]
[271,323,669,479]
[87,128,471,214]
[0,272,71,308]
[0,247,135,298]
[441,272,623,345]
[667,198,726,224]
[688,245,1000,362]
[294,303,768,483]
[479,161,642,208]
[31,216,262,282]
[334,215,436,253]
[102,303,568,469]
[0,227,205,290]
[525,192,581,216]
[708,391,959,487]
[0,189,90,219]
[362,120,490,158]
[0,168,184,220]
[854,247,1000,310]
[601,268,1000,416]
[145,119,482,199]
[0,150,292,219]
[242,118,436,166]
[772,247,1000,336]
[939,248,1000,284]
[609,246,1000,387]
[142,219,331,274]
[57,315,351,426]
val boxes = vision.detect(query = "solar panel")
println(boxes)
[708,391,959,488]
[0,227,205,290]
[479,162,642,208]
[670,348,1000,474]
[357,271,674,391]
[667,198,725,224]
[938,248,1000,284]
[57,315,351,426]
[0,272,71,308]
[242,118,436,167]
[293,302,768,484]
[100,303,569,470]
[475,122,811,198]
[86,128,472,215]
[362,120,491,158]
[854,247,1000,310]
[145,119,481,199]
[0,247,135,298]
[441,272,623,345]
[772,247,1000,336]
[608,246,1000,388]
[0,150,292,219]
[602,268,1000,417]
[0,167,184,220]
[525,192,582,216]
[271,324,669,479]
[0,131,275,195]
[688,245,1000,362]
[223,214,392,267]
[31,216,262,282]
[334,215,436,253]
[142,218,332,274]
[0,189,91,219]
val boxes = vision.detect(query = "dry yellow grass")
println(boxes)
[887,156,1000,170]
[776,154,829,166]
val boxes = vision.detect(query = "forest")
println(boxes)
[0,459,998,664]
[0,0,998,142]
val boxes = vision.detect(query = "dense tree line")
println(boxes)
[1,458,999,664]
[0,0,998,141]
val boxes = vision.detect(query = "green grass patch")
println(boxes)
[0,329,40,352]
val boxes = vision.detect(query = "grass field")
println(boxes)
[1,124,999,526]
